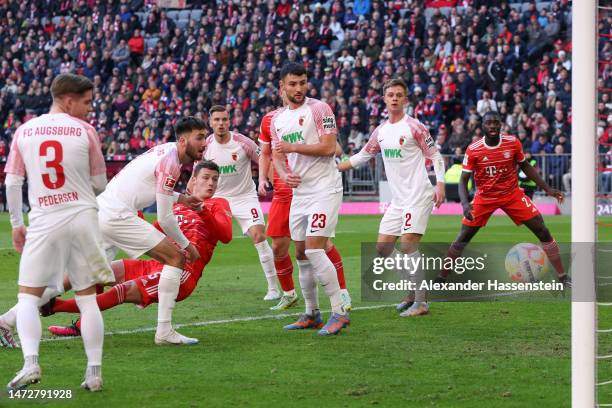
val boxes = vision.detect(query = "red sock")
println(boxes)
[326,245,346,289]
[274,255,294,292]
[542,240,565,277]
[439,242,466,278]
[52,283,129,314]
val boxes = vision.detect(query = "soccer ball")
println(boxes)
[505,243,550,283]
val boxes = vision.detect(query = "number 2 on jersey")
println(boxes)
[404,212,412,228]
[40,140,65,189]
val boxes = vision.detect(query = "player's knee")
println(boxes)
[124,281,142,303]
[376,242,394,257]
[295,248,306,260]
[272,243,287,259]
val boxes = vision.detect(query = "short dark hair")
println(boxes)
[383,78,408,94]
[208,105,227,116]
[482,111,501,121]
[174,116,207,137]
[193,160,219,176]
[51,73,94,99]
[280,62,307,80]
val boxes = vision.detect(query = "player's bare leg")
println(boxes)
[271,236,299,310]
[523,215,571,287]
[435,225,481,283]
[247,225,280,300]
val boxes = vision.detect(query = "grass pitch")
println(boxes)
[0,214,611,407]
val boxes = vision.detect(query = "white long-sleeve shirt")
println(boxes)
[350,114,444,207]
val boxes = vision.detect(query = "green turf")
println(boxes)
[0,214,611,407]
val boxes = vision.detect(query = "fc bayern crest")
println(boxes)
[299,116,305,126]
[399,136,406,146]
[232,152,238,161]
[503,151,510,158]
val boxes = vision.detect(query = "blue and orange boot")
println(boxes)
[318,313,350,336]
[283,311,323,330]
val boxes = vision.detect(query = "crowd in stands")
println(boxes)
[0,0,610,193]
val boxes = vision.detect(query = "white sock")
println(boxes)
[2,287,62,329]
[75,294,104,367]
[16,293,41,365]
[405,250,427,302]
[1,304,18,327]
[297,259,318,314]
[39,287,61,306]
[254,240,278,291]
[305,249,344,315]
[157,265,182,334]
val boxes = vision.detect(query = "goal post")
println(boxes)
[571,1,598,407]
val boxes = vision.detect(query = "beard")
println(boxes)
[287,93,304,104]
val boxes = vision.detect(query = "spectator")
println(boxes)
[128,28,145,67]
[547,144,570,191]
[532,134,554,155]
[111,39,130,71]
[476,91,498,117]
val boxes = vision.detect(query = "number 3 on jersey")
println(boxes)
[40,140,65,189]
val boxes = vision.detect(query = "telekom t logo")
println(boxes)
[485,165,497,176]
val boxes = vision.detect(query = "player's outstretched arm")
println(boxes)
[518,160,564,203]
[459,171,473,220]
[5,173,26,253]
[275,133,337,157]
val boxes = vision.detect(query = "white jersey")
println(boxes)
[204,132,259,199]
[270,97,342,198]
[5,113,106,233]
[350,114,437,207]
[98,142,181,213]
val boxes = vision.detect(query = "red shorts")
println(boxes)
[122,259,198,307]
[267,199,291,238]
[462,189,540,227]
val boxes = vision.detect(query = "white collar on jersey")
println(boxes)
[483,136,502,149]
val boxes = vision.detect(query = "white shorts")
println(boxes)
[98,208,166,260]
[227,195,265,234]
[18,209,114,292]
[290,192,342,241]
[379,201,434,236]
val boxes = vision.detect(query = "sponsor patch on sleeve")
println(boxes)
[163,176,177,191]
[322,115,337,130]
[462,154,469,166]
[424,134,435,148]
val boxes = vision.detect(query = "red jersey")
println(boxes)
[153,198,232,280]
[462,134,526,201]
[258,109,293,202]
